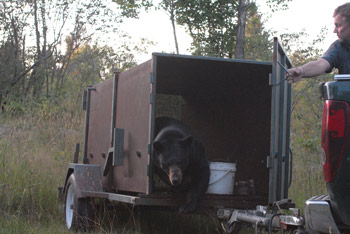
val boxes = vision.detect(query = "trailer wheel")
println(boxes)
[64,174,94,231]
[221,220,242,234]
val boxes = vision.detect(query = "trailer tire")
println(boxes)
[221,220,242,234]
[64,174,94,231]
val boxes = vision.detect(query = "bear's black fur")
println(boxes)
[152,116,210,214]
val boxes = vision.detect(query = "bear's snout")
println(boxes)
[169,165,182,186]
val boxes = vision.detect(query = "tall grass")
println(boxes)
[288,79,328,210]
[288,145,327,209]
[0,96,83,233]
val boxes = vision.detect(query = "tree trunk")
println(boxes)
[41,0,49,96]
[234,0,248,59]
[169,1,179,54]
[28,0,42,96]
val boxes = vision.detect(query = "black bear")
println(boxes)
[152,116,210,214]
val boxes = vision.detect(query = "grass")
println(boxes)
[288,145,327,209]
[0,98,83,233]
[288,80,328,210]
[0,94,326,233]
[0,212,69,234]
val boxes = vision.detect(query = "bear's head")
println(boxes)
[153,135,193,186]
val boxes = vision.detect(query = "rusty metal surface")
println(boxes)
[113,60,153,194]
[85,60,152,194]
[86,78,114,189]
[82,51,290,210]
[82,189,266,209]
[81,191,139,204]
[70,163,103,198]
[139,193,266,209]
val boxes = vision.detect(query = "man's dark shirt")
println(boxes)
[322,40,350,74]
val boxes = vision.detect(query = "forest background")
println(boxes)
[0,0,334,233]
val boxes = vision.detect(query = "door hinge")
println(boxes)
[269,73,273,86]
[149,93,154,104]
[150,72,155,84]
[266,155,272,168]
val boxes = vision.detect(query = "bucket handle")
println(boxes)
[208,169,234,186]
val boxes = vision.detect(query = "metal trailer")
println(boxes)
[59,37,305,233]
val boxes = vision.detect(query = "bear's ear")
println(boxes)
[153,141,163,153]
[180,135,193,146]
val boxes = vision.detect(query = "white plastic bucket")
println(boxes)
[206,162,236,195]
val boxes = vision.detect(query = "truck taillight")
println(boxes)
[322,100,350,183]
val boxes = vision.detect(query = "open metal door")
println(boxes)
[268,37,292,204]
[112,60,153,194]
[85,60,153,195]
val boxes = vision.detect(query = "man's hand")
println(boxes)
[286,59,330,83]
[286,67,304,83]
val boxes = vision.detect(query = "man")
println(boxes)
[287,2,350,83]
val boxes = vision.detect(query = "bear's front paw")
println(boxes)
[178,200,198,214]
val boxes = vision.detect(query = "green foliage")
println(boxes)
[176,0,239,57]
[113,0,153,18]
[0,41,26,103]
[0,0,151,110]
[284,29,332,208]
[266,0,292,12]
[111,0,291,59]
[244,3,273,61]
[168,1,273,60]
[288,76,330,206]
[280,27,327,63]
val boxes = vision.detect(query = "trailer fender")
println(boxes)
[60,163,103,200]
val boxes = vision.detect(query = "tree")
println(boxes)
[234,0,292,59]
[244,3,273,61]
[235,0,248,59]
[176,0,239,57]
[159,0,180,54]
[174,0,293,58]
[0,0,131,105]
[111,0,291,59]
[0,1,29,106]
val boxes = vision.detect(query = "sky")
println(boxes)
[118,0,349,63]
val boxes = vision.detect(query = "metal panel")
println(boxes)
[81,190,265,209]
[113,60,153,194]
[322,81,350,101]
[268,37,292,204]
[113,128,124,166]
[70,163,103,198]
[110,72,119,147]
[86,78,114,189]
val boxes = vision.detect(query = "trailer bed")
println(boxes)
[81,190,266,209]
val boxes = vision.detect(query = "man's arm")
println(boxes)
[287,58,331,83]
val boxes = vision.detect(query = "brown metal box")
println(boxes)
[82,38,291,209]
